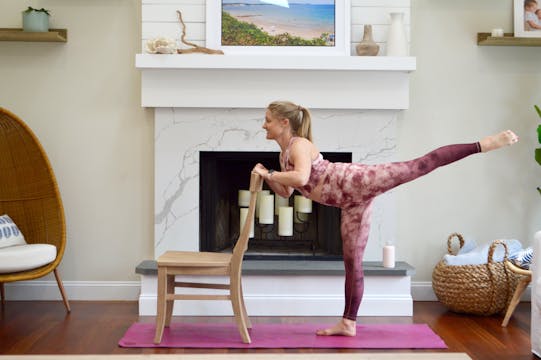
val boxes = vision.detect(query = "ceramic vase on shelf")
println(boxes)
[356,24,379,56]
[386,12,408,56]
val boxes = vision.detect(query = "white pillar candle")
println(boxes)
[255,190,270,218]
[294,195,312,213]
[275,195,289,213]
[259,194,274,224]
[239,208,254,238]
[383,245,395,268]
[278,206,293,236]
[238,190,250,207]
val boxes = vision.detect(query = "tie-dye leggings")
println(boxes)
[317,143,481,320]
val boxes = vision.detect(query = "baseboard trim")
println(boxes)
[2,280,141,301]
[412,281,532,302]
[2,280,530,304]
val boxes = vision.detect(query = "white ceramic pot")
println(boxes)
[23,11,49,32]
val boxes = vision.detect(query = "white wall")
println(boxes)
[0,0,539,300]
[400,0,540,282]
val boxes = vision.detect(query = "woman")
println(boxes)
[252,100,519,337]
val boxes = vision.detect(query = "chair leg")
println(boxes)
[154,266,167,344]
[239,279,251,329]
[53,269,71,313]
[0,283,4,305]
[165,274,175,327]
[230,277,251,344]
[502,275,531,327]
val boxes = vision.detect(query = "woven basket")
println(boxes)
[432,233,519,316]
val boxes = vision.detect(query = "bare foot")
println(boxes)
[316,318,356,336]
[479,130,519,153]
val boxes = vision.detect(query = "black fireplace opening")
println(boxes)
[199,151,352,260]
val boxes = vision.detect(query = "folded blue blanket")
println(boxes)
[457,235,477,254]
[443,239,523,266]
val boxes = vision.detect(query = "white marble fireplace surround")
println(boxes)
[155,107,399,257]
[137,0,416,316]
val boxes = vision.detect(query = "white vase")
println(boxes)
[386,12,408,56]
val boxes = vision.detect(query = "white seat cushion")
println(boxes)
[0,244,56,273]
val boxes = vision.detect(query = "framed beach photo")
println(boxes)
[514,0,541,37]
[206,0,350,55]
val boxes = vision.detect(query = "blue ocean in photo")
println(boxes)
[223,2,335,31]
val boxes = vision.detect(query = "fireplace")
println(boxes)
[199,151,352,260]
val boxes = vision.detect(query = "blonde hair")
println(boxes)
[267,100,313,142]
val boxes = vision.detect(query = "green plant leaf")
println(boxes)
[535,105,541,118]
[23,6,50,15]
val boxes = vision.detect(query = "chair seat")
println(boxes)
[157,251,233,268]
[0,244,56,274]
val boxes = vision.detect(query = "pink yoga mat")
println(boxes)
[118,322,447,349]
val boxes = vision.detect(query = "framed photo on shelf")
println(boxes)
[514,0,541,37]
[205,0,350,55]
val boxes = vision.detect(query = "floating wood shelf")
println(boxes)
[0,28,67,42]
[477,32,541,46]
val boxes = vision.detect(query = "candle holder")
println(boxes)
[294,211,310,240]
[256,220,274,241]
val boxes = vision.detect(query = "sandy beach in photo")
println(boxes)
[230,14,333,40]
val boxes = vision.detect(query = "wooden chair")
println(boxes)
[501,260,531,327]
[154,172,262,344]
[0,108,70,312]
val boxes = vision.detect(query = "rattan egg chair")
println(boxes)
[0,107,70,312]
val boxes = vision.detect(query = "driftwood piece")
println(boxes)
[176,10,224,55]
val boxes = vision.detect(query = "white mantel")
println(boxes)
[136,54,416,109]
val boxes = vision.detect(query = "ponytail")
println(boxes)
[298,107,312,142]
[267,100,313,142]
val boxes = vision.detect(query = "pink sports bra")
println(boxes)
[280,137,329,197]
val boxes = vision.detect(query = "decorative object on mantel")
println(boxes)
[176,10,223,55]
[356,24,379,56]
[22,6,50,32]
[386,12,408,56]
[146,37,177,54]
[205,0,349,56]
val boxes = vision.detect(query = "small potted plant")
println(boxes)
[22,6,50,32]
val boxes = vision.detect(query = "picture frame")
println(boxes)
[514,0,541,37]
[206,0,350,56]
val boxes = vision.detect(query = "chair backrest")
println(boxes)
[232,172,262,263]
[0,108,66,280]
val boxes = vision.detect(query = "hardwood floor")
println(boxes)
[0,301,535,360]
